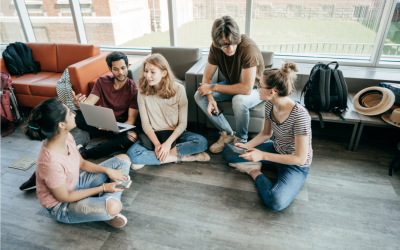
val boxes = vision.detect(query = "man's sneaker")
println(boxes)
[19,172,36,191]
[131,164,145,170]
[233,136,247,144]
[77,144,88,159]
[210,131,235,153]
[229,162,262,174]
[104,213,127,228]
[74,131,91,147]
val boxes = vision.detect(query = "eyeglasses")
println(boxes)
[221,44,236,49]
[256,84,277,92]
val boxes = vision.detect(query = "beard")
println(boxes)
[113,72,127,82]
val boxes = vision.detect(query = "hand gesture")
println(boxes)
[234,143,248,149]
[97,127,110,131]
[198,83,213,96]
[103,182,124,193]
[156,142,172,162]
[72,91,87,110]
[239,148,264,162]
[107,168,129,182]
[207,100,219,116]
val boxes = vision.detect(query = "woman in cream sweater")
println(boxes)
[127,54,209,169]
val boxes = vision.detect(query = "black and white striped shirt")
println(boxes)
[265,101,313,168]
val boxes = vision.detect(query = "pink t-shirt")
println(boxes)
[36,133,80,208]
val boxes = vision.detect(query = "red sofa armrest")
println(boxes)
[68,52,110,96]
[1,58,10,74]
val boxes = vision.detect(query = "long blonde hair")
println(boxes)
[138,53,180,99]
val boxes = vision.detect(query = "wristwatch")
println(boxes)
[210,84,217,92]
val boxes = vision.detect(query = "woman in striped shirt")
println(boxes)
[222,62,312,211]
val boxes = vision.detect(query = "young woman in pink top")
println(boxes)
[24,98,131,228]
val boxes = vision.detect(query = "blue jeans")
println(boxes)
[127,131,208,165]
[46,156,131,223]
[194,81,262,140]
[222,142,309,211]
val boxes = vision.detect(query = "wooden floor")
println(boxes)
[2,113,400,250]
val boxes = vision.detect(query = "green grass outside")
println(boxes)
[121,18,400,57]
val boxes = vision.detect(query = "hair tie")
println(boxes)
[29,126,39,130]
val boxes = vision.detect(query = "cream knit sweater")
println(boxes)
[138,83,188,136]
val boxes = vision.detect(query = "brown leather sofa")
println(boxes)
[0,43,110,107]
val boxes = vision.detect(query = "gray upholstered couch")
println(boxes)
[194,51,274,134]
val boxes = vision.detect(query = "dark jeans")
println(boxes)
[222,142,309,211]
[75,110,142,159]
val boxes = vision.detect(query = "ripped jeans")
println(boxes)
[45,156,130,224]
[127,131,208,165]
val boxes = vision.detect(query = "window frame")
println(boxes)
[10,0,400,69]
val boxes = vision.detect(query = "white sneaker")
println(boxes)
[131,164,145,170]
[210,131,235,153]
[104,213,127,228]
[229,162,262,174]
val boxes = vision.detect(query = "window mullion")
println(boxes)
[69,0,87,44]
[245,0,253,37]
[167,0,178,46]
[371,0,397,67]
[14,0,36,42]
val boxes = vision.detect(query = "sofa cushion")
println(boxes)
[26,43,57,72]
[217,101,265,118]
[57,44,100,73]
[11,72,58,95]
[30,72,63,97]
[151,47,202,81]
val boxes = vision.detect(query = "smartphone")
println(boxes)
[115,180,132,189]
[224,143,247,154]
[211,109,224,116]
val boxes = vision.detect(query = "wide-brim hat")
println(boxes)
[353,87,395,116]
[382,108,400,128]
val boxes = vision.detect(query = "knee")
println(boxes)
[116,154,130,162]
[194,91,205,105]
[196,135,208,151]
[221,147,232,162]
[126,131,138,142]
[266,195,289,211]
[232,95,246,111]
[106,198,121,217]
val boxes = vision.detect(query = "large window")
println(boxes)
[5,0,400,67]
[1,0,26,43]
[381,0,400,61]
[82,0,170,47]
[25,0,78,43]
[251,0,386,60]
[176,0,246,48]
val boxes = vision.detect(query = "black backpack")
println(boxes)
[2,42,40,77]
[301,61,348,128]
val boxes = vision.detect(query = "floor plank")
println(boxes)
[1,115,400,249]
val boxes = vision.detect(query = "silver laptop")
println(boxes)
[78,103,135,133]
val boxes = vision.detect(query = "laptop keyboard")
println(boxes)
[118,126,126,130]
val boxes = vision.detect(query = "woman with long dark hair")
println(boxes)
[24,98,131,227]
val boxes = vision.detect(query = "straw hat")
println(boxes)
[382,109,400,128]
[353,87,395,116]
